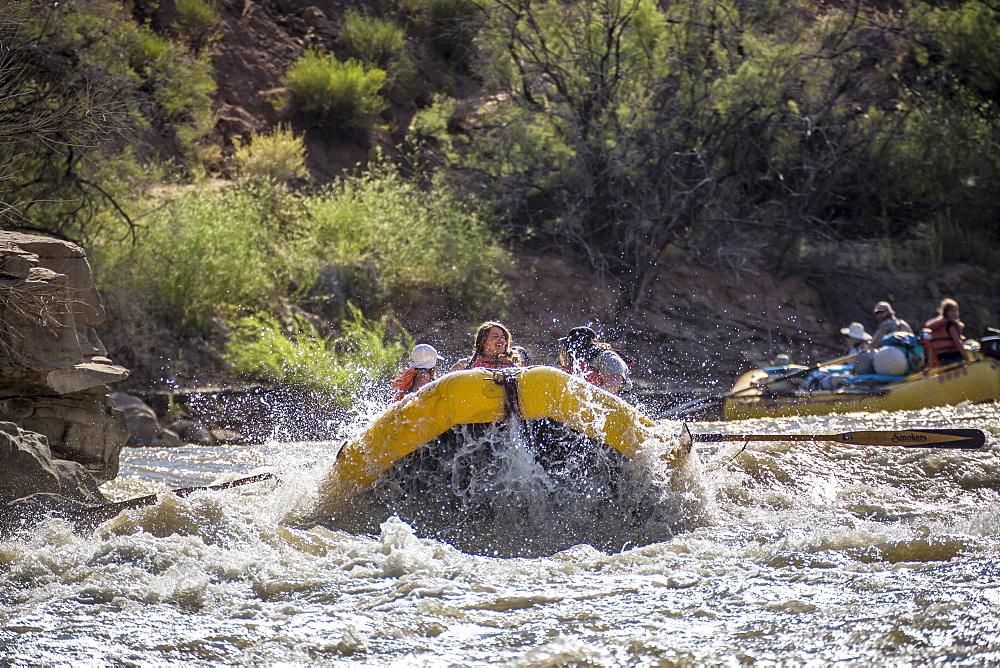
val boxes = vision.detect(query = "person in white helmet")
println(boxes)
[390,343,444,400]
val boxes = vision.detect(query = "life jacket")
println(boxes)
[390,368,419,401]
[923,316,961,362]
[469,353,519,370]
[562,360,602,385]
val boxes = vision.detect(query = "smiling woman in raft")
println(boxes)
[451,321,525,371]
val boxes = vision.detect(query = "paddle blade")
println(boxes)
[832,429,986,450]
[692,429,987,450]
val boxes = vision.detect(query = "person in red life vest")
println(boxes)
[922,298,972,368]
[558,326,630,395]
[451,321,524,371]
[390,344,444,400]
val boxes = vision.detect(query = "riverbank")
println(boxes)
[95,250,998,439]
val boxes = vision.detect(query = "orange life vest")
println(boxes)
[924,316,961,361]
[390,368,432,401]
[469,353,519,370]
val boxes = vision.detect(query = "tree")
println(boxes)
[417,0,1000,303]
[0,1,132,240]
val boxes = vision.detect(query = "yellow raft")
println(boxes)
[724,354,1000,419]
[325,366,690,497]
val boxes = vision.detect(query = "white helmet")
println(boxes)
[410,344,443,369]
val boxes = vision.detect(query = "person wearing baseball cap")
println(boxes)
[870,301,912,345]
[390,343,444,401]
[558,326,630,395]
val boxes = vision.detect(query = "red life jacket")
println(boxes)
[562,361,601,385]
[469,353,519,370]
[924,316,961,361]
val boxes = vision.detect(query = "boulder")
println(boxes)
[169,418,218,446]
[0,422,60,505]
[109,392,184,447]
[0,493,99,539]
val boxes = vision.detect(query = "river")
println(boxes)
[2,398,999,665]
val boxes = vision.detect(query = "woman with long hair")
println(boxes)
[451,321,523,370]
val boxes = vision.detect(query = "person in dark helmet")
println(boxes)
[558,326,630,395]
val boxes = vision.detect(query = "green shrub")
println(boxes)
[917,220,1000,272]
[173,0,219,52]
[233,124,309,184]
[128,31,216,142]
[404,0,482,63]
[302,155,509,310]
[95,183,304,333]
[225,306,409,405]
[339,10,407,68]
[282,51,387,128]
[93,161,508,336]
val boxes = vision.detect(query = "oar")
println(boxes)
[75,472,277,526]
[692,428,986,450]
[664,353,857,418]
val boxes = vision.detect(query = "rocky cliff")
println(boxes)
[0,231,130,523]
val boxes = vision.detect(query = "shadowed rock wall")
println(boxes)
[0,231,129,507]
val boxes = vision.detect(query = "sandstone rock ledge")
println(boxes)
[0,231,130,533]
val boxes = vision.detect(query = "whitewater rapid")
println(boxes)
[2,402,998,664]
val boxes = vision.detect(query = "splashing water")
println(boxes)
[320,415,700,557]
[2,393,999,665]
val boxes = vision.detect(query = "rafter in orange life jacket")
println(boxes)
[390,367,432,401]
[923,315,963,367]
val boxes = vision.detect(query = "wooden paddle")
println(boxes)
[76,472,277,526]
[691,428,986,450]
[664,353,857,418]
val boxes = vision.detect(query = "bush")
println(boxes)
[126,29,216,154]
[339,10,407,68]
[302,155,509,310]
[916,220,1000,272]
[282,51,387,128]
[173,0,219,53]
[403,0,482,64]
[233,124,309,184]
[95,183,304,334]
[225,306,409,405]
[93,161,508,336]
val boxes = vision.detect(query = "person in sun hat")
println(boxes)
[870,301,912,345]
[390,343,444,401]
[840,321,873,357]
[558,326,631,395]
